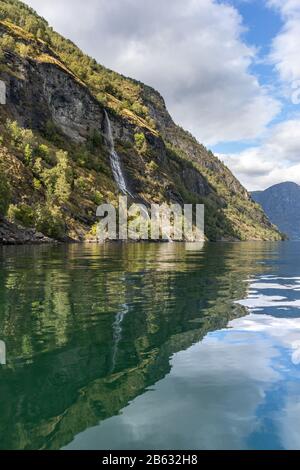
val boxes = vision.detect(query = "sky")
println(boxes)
[22,0,300,191]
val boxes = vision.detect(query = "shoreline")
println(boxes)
[0,218,286,246]
[0,238,290,247]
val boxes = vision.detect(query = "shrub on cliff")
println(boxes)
[7,203,34,227]
[42,150,72,206]
[34,204,66,239]
[0,170,10,217]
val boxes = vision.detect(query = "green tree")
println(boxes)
[0,170,10,217]
[7,203,34,227]
[0,45,5,62]
[16,43,34,58]
[24,143,33,165]
[0,34,15,52]
[34,204,66,239]
[43,150,72,205]
[134,133,146,152]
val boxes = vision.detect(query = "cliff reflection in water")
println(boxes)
[0,242,273,450]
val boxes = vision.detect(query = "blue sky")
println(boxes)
[218,3,286,124]
[213,0,284,154]
[217,0,300,189]
[229,0,282,51]
[24,0,300,190]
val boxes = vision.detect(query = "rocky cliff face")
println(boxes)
[0,217,53,243]
[0,2,282,242]
[3,51,104,143]
[252,182,300,240]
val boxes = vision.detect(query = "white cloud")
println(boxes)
[23,0,280,146]
[65,272,300,450]
[220,0,300,191]
[279,388,300,450]
[268,0,300,83]
[268,0,300,16]
[222,119,300,190]
[66,331,279,450]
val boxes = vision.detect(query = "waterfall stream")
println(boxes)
[111,303,129,372]
[104,110,131,195]
[104,110,172,242]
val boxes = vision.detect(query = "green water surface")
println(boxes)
[0,242,299,450]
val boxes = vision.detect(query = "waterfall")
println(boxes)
[104,110,131,195]
[104,111,173,242]
[111,303,129,372]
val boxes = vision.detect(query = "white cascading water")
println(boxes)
[111,304,129,372]
[104,110,130,195]
[104,110,172,241]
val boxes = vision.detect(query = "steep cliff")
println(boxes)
[0,0,282,241]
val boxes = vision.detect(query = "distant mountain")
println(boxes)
[252,182,300,240]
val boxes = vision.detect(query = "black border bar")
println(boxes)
[0,450,295,466]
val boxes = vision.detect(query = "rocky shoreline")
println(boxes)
[0,219,54,245]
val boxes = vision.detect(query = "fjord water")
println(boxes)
[0,242,300,450]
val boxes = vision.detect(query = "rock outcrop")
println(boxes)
[0,217,53,244]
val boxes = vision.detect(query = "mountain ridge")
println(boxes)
[252,182,300,241]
